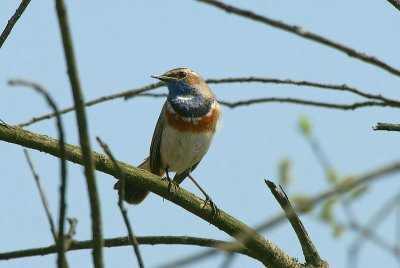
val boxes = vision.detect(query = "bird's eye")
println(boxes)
[178,71,187,79]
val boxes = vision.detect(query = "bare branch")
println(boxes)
[17,77,397,128]
[373,123,400,132]
[0,0,31,49]
[23,149,58,242]
[9,79,68,268]
[96,137,145,268]
[387,0,400,11]
[220,98,386,110]
[0,124,303,267]
[196,0,400,77]
[207,77,400,104]
[123,93,391,111]
[0,236,255,261]
[265,180,328,267]
[55,1,104,267]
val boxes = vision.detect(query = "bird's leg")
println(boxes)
[163,166,178,193]
[188,174,219,219]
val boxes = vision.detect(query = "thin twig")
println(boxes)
[55,1,104,267]
[0,236,254,261]
[221,98,386,110]
[0,0,31,48]
[346,193,400,267]
[206,77,400,104]
[307,135,333,174]
[387,0,400,11]
[23,149,58,242]
[265,180,328,267]
[127,93,390,111]
[219,253,237,268]
[64,218,78,250]
[196,0,400,77]
[17,77,397,127]
[10,79,68,268]
[373,123,400,132]
[16,82,163,128]
[96,137,145,268]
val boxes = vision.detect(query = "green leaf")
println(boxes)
[298,115,312,136]
[292,195,314,213]
[326,169,339,184]
[333,223,345,237]
[320,198,339,223]
[279,158,291,187]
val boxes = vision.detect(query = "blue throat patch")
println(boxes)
[166,80,212,118]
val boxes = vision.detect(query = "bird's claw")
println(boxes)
[203,195,219,220]
[162,177,179,194]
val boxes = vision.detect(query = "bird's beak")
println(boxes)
[151,75,176,82]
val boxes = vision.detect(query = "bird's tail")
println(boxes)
[113,159,164,205]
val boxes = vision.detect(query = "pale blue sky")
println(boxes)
[1,1,400,267]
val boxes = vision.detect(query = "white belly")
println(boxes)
[160,125,214,174]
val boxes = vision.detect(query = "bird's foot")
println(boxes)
[203,195,219,220]
[162,176,179,194]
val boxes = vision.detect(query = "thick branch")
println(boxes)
[373,123,400,132]
[0,236,255,261]
[387,0,400,11]
[196,0,400,77]
[55,1,104,267]
[0,0,31,49]
[0,124,302,267]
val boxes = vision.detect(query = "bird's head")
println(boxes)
[151,68,214,99]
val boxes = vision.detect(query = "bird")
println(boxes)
[114,68,221,208]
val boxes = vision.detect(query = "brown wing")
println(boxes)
[149,102,167,175]
[173,161,201,185]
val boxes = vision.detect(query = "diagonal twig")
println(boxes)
[10,79,68,268]
[55,1,104,267]
[23,149,58,242]
[196,0,400,77]
[96,137,145,268]
[265,180,328,267]
[16,82,163,127]
[0,0,31,49]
